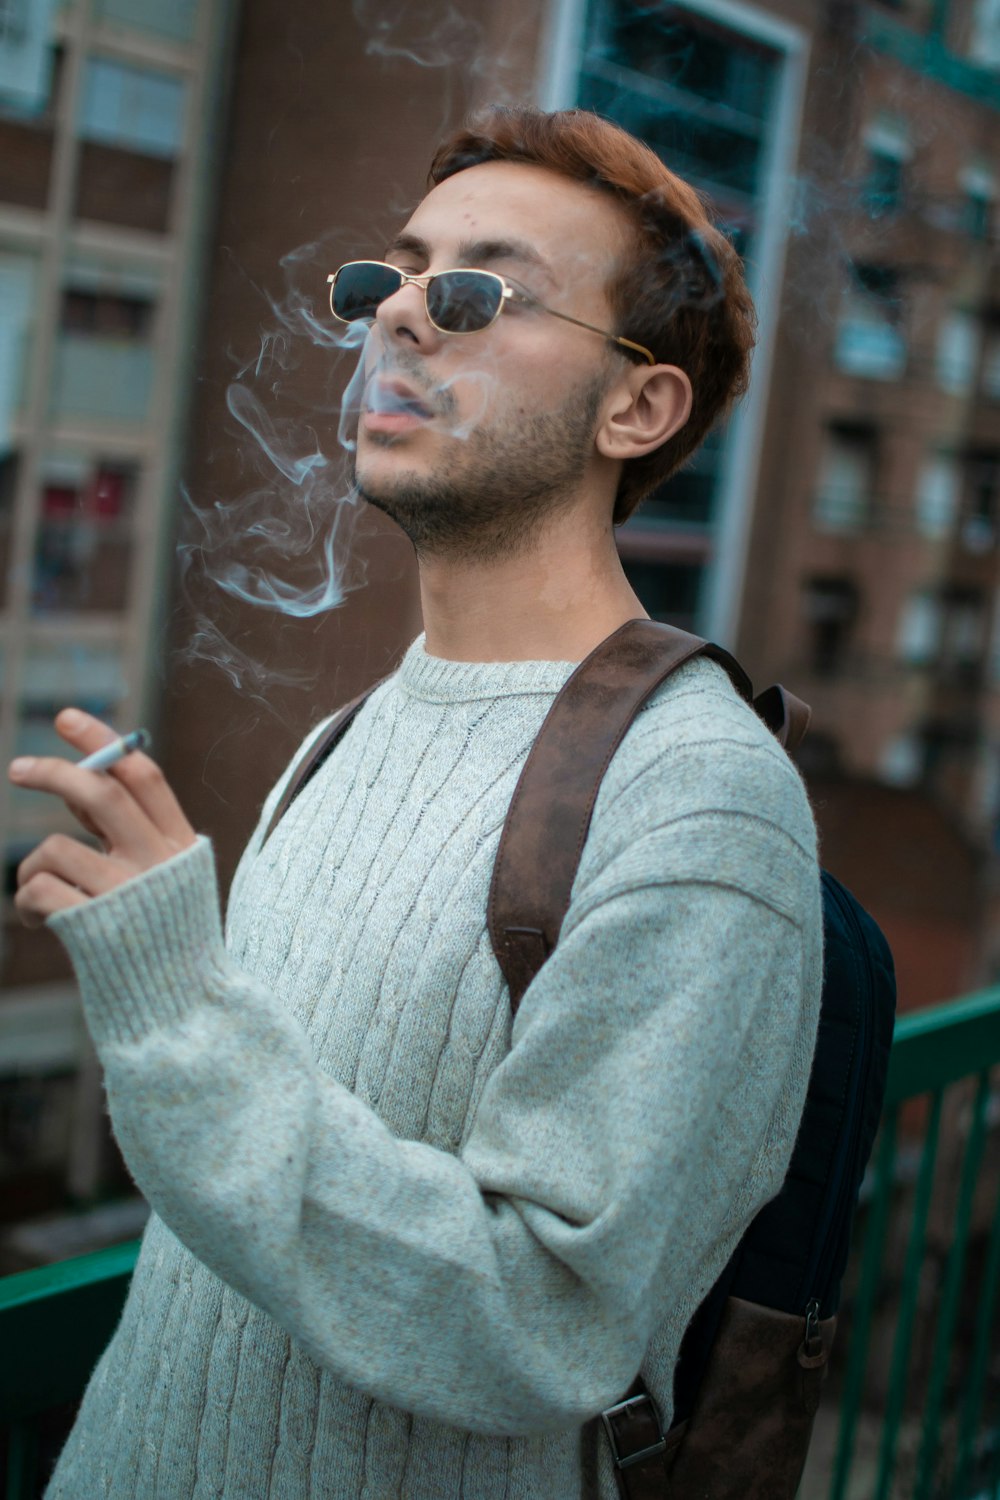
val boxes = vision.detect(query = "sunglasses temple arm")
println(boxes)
[543,306,656,365]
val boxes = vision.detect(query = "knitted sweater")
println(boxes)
[45,636,823,1500]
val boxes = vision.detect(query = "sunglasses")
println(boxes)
[326,260,656,366]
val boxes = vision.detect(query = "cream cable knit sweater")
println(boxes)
[45,637,822,1500]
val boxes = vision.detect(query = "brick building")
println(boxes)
[0,0,997,1243]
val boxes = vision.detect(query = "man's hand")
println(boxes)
[9,708,197,927]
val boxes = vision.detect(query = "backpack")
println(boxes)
[264,617,897,1499]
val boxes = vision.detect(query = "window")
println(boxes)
[965,192,992,240]
[803,576,860,677]
[814,426,876,533]
[0,0,28,46]
[620,559,704,633]
[863,116,910,219]
[0,0,55,115]
[61,289,153,340]
[916,455,960,538]
[639,428,723,528]
[941,588,987,672]
[0,451,15,609]
[936,311,982,396]
[94,0,198,44]
[51,286,156,423]
[578,1,782,215]
[20,638,128,718]
[969,0,1000,67]
[897,586,987,674]
[982,335,1000,400]
[879,733,924,787]
[576,0,788,623]
[990,596,1000,684]
[32,458,138,614]
[961,452,999,552]
[960,163,995,240]
[79,57,185,159]
[0,254,37,436]
[835,265,906,380]
[897,590,943,666]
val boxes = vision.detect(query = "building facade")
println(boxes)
[0,0,236,1227]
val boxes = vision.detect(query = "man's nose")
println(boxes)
[374,276,442,352]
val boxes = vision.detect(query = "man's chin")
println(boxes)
[352,467,422,529]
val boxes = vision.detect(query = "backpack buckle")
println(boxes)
[600,1391,667,1470]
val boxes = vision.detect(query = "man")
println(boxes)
[11,106,822,1498]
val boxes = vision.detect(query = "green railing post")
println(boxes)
[914,1071,991,1500]
[953,1159,1000,1494]
[829,1109,899,1500]
[873,1089,944,1500]
[6,1419,39,1500]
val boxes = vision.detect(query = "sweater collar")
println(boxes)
[396,633,579,703]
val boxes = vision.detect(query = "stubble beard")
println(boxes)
[353,373,609,565]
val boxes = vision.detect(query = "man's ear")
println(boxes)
[595,364,693,462]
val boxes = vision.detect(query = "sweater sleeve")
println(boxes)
[47,743,822,1437]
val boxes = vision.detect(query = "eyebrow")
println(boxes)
[384,232,556,287]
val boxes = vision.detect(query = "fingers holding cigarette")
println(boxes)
[50,709,193,845]
[77,727,152,772]
[7,709,198,922]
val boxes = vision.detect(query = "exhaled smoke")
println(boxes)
[174,230,500,701]
[351,0,482,69]
[175,234,371,699]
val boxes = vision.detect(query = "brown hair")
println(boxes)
[429,105,757,524]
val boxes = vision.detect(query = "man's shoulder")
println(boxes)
[610,653,806,798]
[582,653,820,899]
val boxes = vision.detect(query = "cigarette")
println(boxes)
[77,728,152,773]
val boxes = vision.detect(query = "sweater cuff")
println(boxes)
[47,836,227,1048]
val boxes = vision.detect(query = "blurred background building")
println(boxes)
[0,0,237,1239]
[0,0,997,1267]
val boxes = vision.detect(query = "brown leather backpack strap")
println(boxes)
[753,684,812,753]
[487,617,752,1012]
[601,1378,673,1500]
[260,685,376,846]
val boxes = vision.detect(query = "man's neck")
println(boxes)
[417,507,648,664]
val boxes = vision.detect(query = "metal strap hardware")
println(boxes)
[601,1392,667,1470]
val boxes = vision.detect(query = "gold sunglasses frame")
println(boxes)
[326,261,656,366]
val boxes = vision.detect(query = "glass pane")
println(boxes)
[21,636,128,713]
[0,449,16,609]
[578,71,765,200]
[31,460,138,614]
[0,0,57,115]
[94,0,197,44]
[0,253,38,434]
[79,57,186,159]
[588,0,776,120]
[620,558,704,631]
[638,428,723,527]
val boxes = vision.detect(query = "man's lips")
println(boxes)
[363,378,435,428]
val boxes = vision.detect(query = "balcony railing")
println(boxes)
[2,986,999,1499]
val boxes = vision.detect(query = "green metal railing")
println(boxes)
[2,988,999,1499]
[0,1237,139,1497]
[825,985,1000,1500]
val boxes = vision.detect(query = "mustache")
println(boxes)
[362,350,459,422]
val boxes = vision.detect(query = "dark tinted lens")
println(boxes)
[426,270,503,333]
[331,262,403,322]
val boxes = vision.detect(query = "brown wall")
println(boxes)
[74,143,174,234]
[0,118,53,210]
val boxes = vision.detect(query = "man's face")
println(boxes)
[351,160,632,562]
